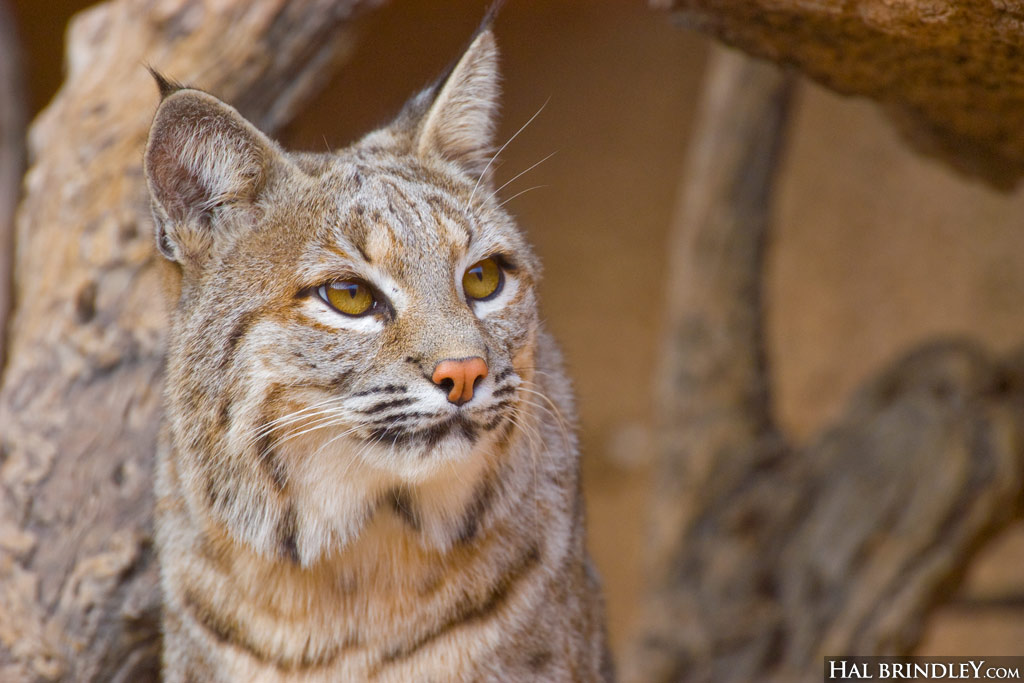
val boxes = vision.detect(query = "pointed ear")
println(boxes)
[415,29,501,177]
[144,88,276,264]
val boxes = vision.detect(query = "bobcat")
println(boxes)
[145,16,612,683]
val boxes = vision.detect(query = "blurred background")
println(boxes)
[9,0,1024,663]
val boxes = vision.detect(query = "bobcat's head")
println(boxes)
[146,27,543,563]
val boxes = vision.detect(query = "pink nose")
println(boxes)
[431,357,488,405]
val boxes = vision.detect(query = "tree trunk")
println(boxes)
[627,46,1024,683]
[0,1,382,679]
[0,0,25,371]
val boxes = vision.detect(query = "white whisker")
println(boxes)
[485,151,557,205]
[467,97,550,207]
[497,184,548,210]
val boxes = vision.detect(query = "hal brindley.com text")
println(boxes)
[826,658,1023,681]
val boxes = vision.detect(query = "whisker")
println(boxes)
[244,406,346,452]
[467,97,550,208]
[249,396,346,439]
[310,423,368,461]
[485,151,557,205]
[517,385,573,454]
[497,184,548,210]
[506,405,543,540]
[273,414,352,449]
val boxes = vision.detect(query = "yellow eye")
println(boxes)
[463,258,503,301]
[319,281,375,316]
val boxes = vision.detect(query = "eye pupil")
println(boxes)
[320,281,375,316]
[463,258,503,301]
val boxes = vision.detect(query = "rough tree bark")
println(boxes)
[0,0,25,371]
[0,1,383,680]
[655,0,1024,189]
[627,46,1024,683]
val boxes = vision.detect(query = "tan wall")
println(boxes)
[12,0,1024,663]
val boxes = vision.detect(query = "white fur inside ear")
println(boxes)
[180,129,264,213]
[416,30,501,176]
[145,90,273,262]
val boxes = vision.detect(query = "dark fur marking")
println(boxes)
[418,569,445,596]
[306,370,353,390]
[456,419,477,443]
[481,413,507,432]
[197,534,230,571]
[480,398,513,417]
[493,367,515,383]
[375,542,542,669]
[359,397,415,415]
[147,67,185,99]
[491,383,516,398]
[352,384,407,398]
[527,649,553,672]
[203,473,220,509]
[365,411,438,427]
[181,588,264,662]
[355,242,372,264]
[478,398,513,432]
[254,433,287,493]
[217,398,232,428]
[347,221,372,264]
[387,488,420,531]
[456,475,497,544]
[181,588,340,671]
[251,385,287,482]
[278,505,300,564]
[424,194,448,209]
[220,310,260,371]
[368,415,470,449]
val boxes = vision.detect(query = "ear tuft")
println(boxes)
[415,29,501,177]
[146,66,187,100]
[144,90,274,263]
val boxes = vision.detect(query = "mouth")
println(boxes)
[365,413,479,451]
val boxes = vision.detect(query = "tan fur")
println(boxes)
[146,25,611,683]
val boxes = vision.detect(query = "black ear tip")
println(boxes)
[146,66,186,100]
[479,0,506,33]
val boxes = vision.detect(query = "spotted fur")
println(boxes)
[146,24,611,683]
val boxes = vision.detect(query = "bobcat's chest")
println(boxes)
[165,506,553,682]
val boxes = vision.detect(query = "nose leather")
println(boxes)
[432,357,488,405]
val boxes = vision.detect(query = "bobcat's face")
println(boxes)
[179,151,540,485]
[148,31,544,559]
